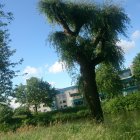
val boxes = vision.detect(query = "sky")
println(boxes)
[2,0,140,89]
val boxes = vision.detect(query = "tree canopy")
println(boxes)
[13,77,57,113]
[13,84,27,105]
[39,0,129,69]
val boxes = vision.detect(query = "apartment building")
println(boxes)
[55,86,83,109]
[120,68,138,95]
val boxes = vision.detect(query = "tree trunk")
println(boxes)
[34,104,38,114]
[80,64,104,122]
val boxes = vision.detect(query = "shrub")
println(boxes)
[14,106,32,118]
[21,106,90,126]
[103,92,140,113]
[0,104,13,123]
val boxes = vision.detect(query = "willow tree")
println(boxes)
[39,0,129,122]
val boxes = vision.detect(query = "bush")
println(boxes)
[14,106,32,118]
[21,106,90,126]
[0,104,13,123]
[124,92,140,110]
[103,92,140,113]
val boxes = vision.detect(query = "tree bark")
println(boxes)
[34,104,38,114]
[80,64,104,122]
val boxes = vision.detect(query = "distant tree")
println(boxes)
[133,52,140,89]
[13,84,27,105]
[0,4,22,102]
[14,77,56,113]
[96,64,123,99]
[39,0,129,122]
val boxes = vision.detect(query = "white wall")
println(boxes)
[29,103,51,112]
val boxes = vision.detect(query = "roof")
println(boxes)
[56,86,77,94]
[119,68,131,75]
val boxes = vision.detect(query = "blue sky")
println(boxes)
[2,0,140,89]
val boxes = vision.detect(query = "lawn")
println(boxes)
[0,111,140,140]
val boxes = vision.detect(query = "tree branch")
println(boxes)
[52,4,83,36]
[93,55,105,66]
[52,6,75,36]
[91,27,107,66]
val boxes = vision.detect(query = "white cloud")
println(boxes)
[49,81,56,87]
[131,30,140,40]
[48,61,66,73]
[117,39,135,53]
[22,66,43,82]
[116,30,140,54]
[23,66,39,75]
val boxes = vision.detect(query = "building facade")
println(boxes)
[120,68,138,95]
[29,103,52,113]
[55,86,83,109]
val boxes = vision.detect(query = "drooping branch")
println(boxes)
[55,8,74,36]
[91,22,113,66]
[51,4,79,36]
[51,2,86,37]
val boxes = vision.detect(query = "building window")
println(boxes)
[63,100,66,103]
[74,100,83,106]
[70,93,80,97]
[60,101,62,104]
[64,105,67,108]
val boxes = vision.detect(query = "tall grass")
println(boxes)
[0,111,140,140]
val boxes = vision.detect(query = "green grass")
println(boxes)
[0,111,140,140]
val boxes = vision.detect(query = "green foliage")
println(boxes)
[39,0,129,70]
[96,64,123,99]
[0,111,140,140]
[103,92,140,113]
[26,77,54,107]
[13,77,57,113]
[133,52,140,87]
[0,104,22,132]
[0,99,140,133]
[7,106,90,127]
[0,4,22,102]
[0,123,14,132]
[14,106,32,117]
[0,104,13,123]
[23,106,90,126]
[13,84,27,104]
